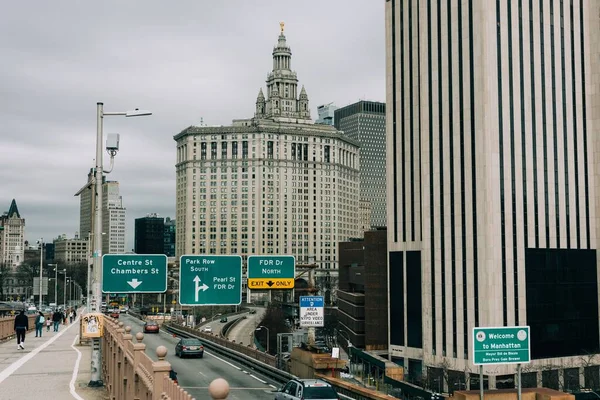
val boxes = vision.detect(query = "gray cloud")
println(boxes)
[0,0,385,250]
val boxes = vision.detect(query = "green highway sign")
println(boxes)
[179,255,242,306]
[473,326,531,365]
[247,255,295,289]
[102,254,167,293]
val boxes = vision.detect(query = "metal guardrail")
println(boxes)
[165,324,295,385]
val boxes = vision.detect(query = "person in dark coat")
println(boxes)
[14,310,28,350]
[52,310,63,332]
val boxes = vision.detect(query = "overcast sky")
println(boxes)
[0,1,385,251]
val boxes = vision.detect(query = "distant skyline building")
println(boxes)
[335,100,387,229]
[53,233,88,264]
[78,169,94,240]
[386,0,600,390]
[76,171,126,254]
[0,199,25,268]
[135,214,165,254]
[102,180,126,254]
[315,103,337,125]
[174,26,360,284]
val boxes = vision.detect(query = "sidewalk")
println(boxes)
[0,311,107,400]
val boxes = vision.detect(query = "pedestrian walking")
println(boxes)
[34,311,45,337]
[52,310,62,332]
[69,309,74,324]
[46,316,52,332]
[14,310,28,350]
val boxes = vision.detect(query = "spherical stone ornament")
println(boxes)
[136,332,144,342]
[208,378,230,399]
[156,345,168,359]
[125,326,132,333]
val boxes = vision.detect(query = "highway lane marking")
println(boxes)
[250,374,268,384]
[0,315,79,385]
[269,384,277,389]
[204,351,242,370]
[198,371,207,377]
[69,334,85,400]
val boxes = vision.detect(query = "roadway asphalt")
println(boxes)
[226,307,266,346]
[120,314,280,400]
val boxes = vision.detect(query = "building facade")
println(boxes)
[78,169,94,240]
[135,214,165,254]
[102,180,126,254]
[316,103,337,125]
[386,0,600,390]
[174,26,360,280]
[335,101,387,229]
[53,234,88,264]
[338,229,388,352]
[164,217,176,257]
[0,200,25,268]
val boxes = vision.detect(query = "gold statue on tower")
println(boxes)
[280,21,285,33]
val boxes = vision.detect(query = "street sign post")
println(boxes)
[299,296,324,327]
[247,255,295,289]
[102,254,167,293]
[472,326,531,365]
[179,255,242,306]
[473,326,530,400]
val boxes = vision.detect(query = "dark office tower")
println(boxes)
[386,0,600,391]
[163,217,176,257]
[134,214,165,254]
[335,101,387,230]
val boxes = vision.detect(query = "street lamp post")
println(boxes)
[37,239,43,309]
[89,102,151,387]
[256,326,270,353]
[64,276,70,309]
[49,264,58,306]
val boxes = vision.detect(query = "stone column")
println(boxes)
[121,326,133,400]
[152,345,171,400]
[131,332,146,399]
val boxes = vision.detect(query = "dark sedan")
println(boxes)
[175,338,204,358]
[143,321,160,333]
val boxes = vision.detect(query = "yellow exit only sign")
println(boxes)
[248,278,295,289]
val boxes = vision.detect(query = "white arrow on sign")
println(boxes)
[127,278,142,289]
[193,276,209,302]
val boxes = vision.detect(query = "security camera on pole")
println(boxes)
[88,102,151,388]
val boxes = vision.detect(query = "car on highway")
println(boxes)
[274,378,339,400]
[110,310,120,318]
[220,316,228,323]
[249,309,257,314]
[202,326,212,333]
[175,338,204,358]
[143,321,160,333]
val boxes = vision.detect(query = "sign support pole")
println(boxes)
[479,365,484,400]
[517,363,522,400]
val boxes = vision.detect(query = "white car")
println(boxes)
[274,379,339,400]
[202,326,212,333]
